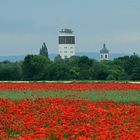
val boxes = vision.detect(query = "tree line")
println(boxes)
[0,44,140,81]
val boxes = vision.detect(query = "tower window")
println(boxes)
[105,54,107,59]
[59,36,75,44]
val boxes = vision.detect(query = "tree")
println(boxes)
[106,74,116,80]
[0,61,22,80]
[22,55,51,80]
[39,42,48,58]
[130,61,140,80]
[124,54,140,80]
[76,56,94,80]
[46,63,71,80]
[54,55,63,63]
[95,62,109,80]
[78,56,92,68]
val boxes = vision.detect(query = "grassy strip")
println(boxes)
[1,80,139,84]
[0,90,140,104]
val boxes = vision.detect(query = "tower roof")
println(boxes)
[59,29,73,34]
[100,43,109,53]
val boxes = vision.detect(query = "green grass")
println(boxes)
[0,90,140,104]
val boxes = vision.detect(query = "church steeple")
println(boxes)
[100,43,109,60]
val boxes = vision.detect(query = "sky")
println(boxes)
[0,0,140,56]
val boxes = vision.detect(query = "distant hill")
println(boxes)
[49,52,126,61]
[0,55,25,62]
[0,52,126,62]
[76,52,125,60]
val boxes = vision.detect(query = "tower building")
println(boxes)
[58,29,75,59]
[100,43,109,60]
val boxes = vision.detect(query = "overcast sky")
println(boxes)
[0,0,140,56]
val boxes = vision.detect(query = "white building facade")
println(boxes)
[58,29,75,59]
[100,43,109,60]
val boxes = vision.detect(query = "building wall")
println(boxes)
[100,53,109,60]
[58,30,75,59]
[59,44,75,59]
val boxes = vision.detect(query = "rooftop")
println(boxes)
[100,44,109,53]
[59,29,73,34]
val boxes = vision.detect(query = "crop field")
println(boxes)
[0,83,140,139]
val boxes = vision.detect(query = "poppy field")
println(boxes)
[0,83,140,139]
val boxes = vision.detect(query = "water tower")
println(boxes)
[58,29,75,59]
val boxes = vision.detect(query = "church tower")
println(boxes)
[100,43,109,60]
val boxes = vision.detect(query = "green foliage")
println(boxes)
[130,64,140,80]
[39,42,48,58]
[95,62,109,80]
[46,62,71,80]
[22,55,51,80]
[54,55,63,63]
[0,53,140,81]
[5,126,23,139]
[107,74,116,80]
[0,61,22,80]
[123,54,140,80]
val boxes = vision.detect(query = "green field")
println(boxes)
[0,90,140,104]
